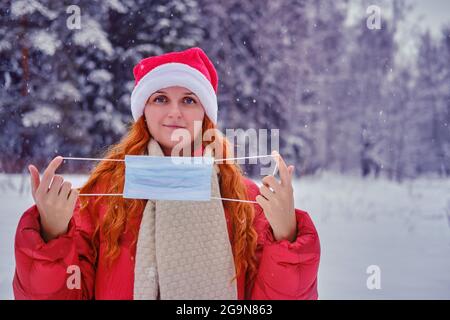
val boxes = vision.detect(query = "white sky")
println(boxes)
[346,0,450,66]
[407,0,450,36]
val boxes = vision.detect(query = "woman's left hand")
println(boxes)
[255,151,297,243]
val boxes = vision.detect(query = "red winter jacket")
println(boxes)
[13,177,320,300]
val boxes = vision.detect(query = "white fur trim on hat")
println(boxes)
[130,63,218,123]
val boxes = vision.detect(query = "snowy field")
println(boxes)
[1,172,449,300]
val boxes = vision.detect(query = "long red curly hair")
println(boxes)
[78,115,258,286]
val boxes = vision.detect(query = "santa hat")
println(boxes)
[130,47,219,124]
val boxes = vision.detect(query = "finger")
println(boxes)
[288,165,295,178]
[28,164,40,199]
[37,156,63,196]
[255,195,270,213]
[48,175,64,198]
[260,185,275,201]
[68,188,79,208]
[262,175,281,193]
[272,157,279,176]
[272,150,290,186]
[59,181,72,199]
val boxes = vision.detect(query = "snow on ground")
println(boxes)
[293,171,450,299]
[1,172,449,299]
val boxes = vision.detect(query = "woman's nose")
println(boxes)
[167,101,182,119]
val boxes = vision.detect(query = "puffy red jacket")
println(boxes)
[13,177,320,300]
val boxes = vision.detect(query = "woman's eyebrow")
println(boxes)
[153,91,195,95]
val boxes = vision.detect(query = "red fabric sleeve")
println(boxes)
[244,178,321,300]
[13,198,97,300]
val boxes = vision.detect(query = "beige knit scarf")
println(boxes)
[133,138,238,300]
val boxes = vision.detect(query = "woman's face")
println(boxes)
[144,86,205,156]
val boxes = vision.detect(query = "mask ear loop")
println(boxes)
[61,153,281,203]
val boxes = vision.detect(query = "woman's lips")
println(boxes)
[163,124,186,129]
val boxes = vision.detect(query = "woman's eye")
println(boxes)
[154,96,167,103]
[184,97,196,104]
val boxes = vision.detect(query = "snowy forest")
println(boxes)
[0,0,449,180]
[1,0,450,300]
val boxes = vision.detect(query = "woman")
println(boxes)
[13,47,320,300]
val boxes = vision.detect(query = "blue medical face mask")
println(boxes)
[123,155,214,201]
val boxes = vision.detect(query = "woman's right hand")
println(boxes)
[28,156,79,242]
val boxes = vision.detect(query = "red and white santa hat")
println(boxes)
[131,47,219,124]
